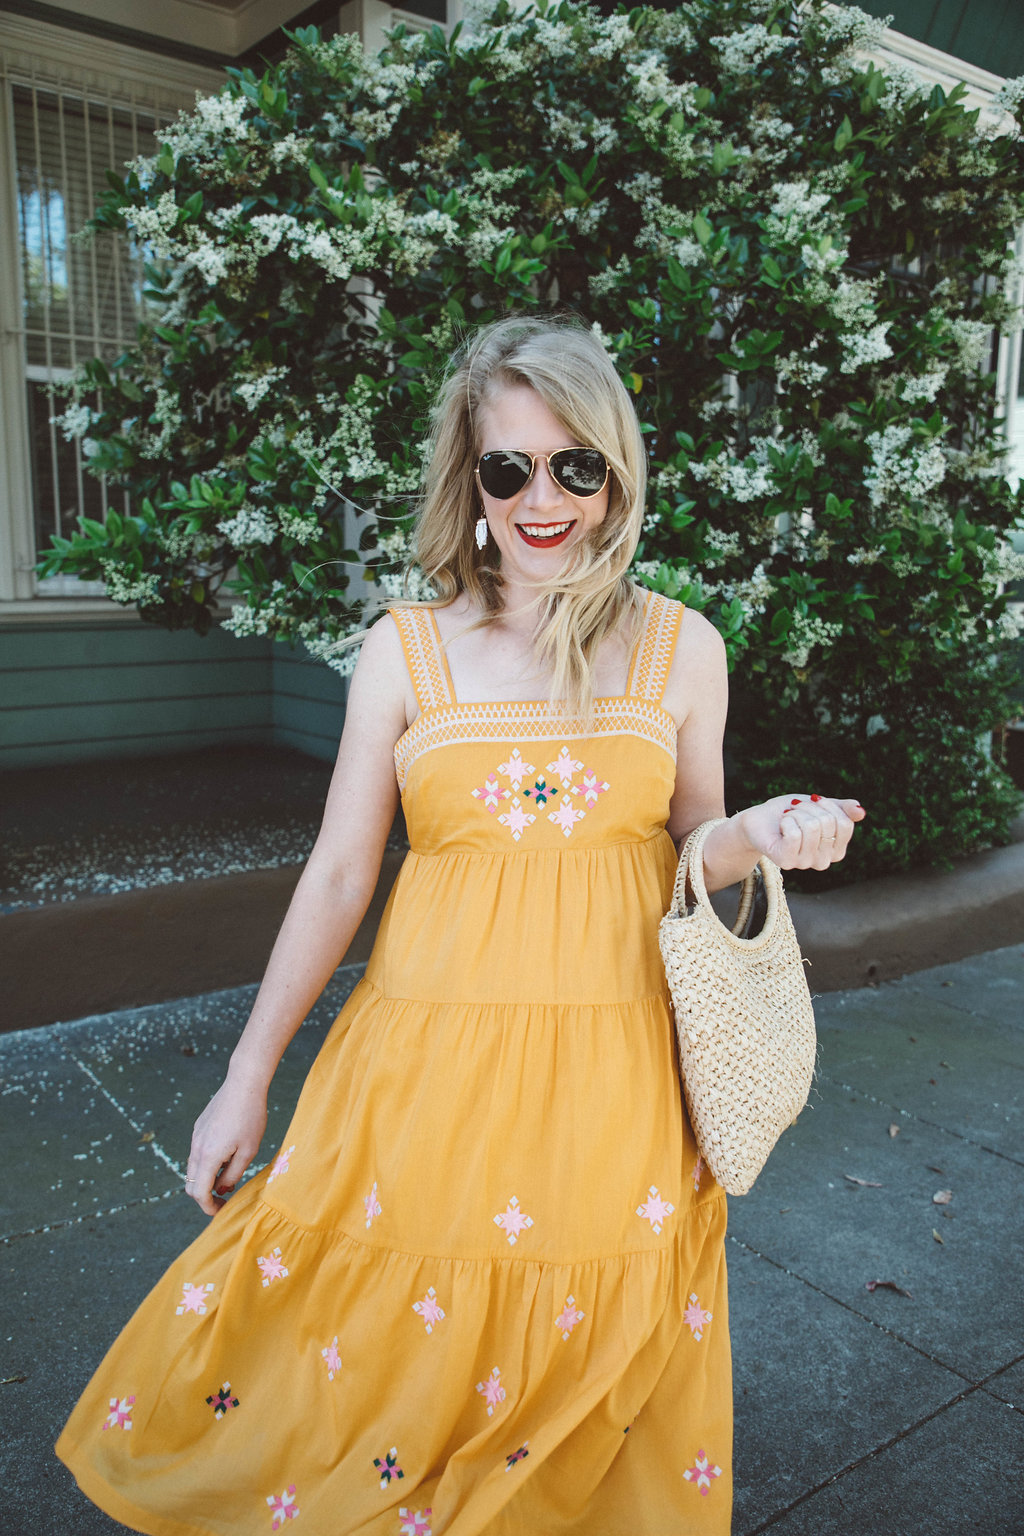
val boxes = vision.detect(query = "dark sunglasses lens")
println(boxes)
[552,449,608,496]
[478,451,533,499]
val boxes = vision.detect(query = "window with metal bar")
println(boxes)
[11,81,174,591]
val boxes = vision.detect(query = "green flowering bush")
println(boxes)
[43,0,1024,882]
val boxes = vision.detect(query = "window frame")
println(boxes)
[0,12,223,611]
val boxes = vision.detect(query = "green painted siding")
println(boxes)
[272,642,348,764]
[0,619,350,768]
[857,0,1024,78]
[0,620,275,767]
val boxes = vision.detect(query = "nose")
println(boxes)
[522,456,563,511]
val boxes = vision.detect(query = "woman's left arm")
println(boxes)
[663,607,865,893]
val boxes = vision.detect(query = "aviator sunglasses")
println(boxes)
[476,448,610,502]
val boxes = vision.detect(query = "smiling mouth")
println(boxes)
[515,520,576,549]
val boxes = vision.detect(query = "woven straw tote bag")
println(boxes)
[658,818,816,1196]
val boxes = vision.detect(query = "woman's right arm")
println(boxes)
[185,615,411,1214]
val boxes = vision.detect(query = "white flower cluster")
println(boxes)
[377,566,436,603]
[377,527,412,562]
[711,24,792,76]
[128,190,181,255]
[688,450,774,503]
[807,4,887,55]
[235,367,290,412]
[763,180,838,244]
[101,562,161,605]
[631,559,662,581]
[839,322,893,373]
[218,503,278,548]
[589,14,633,60]
[624,54,697,116]
[55,401,95,441]
[863,425,947,510]
[846,547,882,566]
[782,612,844,670]
[993,75,1024,114]
[776,346,828,391]
[303,633,360,677]
[705,562,773,617]
[945,317,992,370]
[900,368,948,404]
[702,527,742,566]
[279,509,321,541]
[996,607,1024,640]
[161,92,252,161]
[269,133,312,167]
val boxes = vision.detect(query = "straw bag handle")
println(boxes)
[668,818,785,949]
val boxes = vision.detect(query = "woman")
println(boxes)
[57,315,862,1534]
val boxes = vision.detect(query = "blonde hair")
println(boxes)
[411,314,647,716]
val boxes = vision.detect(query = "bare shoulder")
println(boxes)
[344,611,412,733]
[662,605,727,727]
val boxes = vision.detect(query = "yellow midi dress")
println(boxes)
[56,591,732,1536]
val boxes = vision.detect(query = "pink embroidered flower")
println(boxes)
[684,1293,713,1341]
[374,1447,404,1488]
[548,800,584,837]
[207,1382,239,1418]
[555,1295,585,1340]
[176,1281,214,1316]
[493,1195,534,1245]
[497,749,534,788]
[636,1185,675,1235]
[257,1247,289,1286]
[471,774,511,813]
[267,1145,295,1183]
[546,747,584,786]
[576,769,610,806]
[266,1484,299,1526]
[412,1286,446,1334]
[476,1367,506,1416]
[684,1449,723,1496]
[498,796,535,842]
[364,1181,382,1228]
[102,1395,135,1431]
[692,1154,705,1191]
[321,1337,342,1381]
[399,1510,432,1536]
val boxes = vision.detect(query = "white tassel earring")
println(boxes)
[475,516,488,550]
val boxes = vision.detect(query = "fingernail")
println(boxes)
[216,1184,233,1195]
[810,794,822,802]
[790,798,801,806]
[783,807,791,814]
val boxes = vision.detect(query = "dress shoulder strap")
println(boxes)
[389,606,456,712]
[626,591,685,703]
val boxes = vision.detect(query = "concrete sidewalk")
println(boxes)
[2,948,1022,1535]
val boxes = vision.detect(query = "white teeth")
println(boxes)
[521,522,572,538]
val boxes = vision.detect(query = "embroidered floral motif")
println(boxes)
[497,749,534,788]
[102,1395,135,1431]
[266,1484,299,1526]
[684,1294,713,1341]
[505,1444,530,1471]
[472,745,611,840]
[684,1449,723,1496]
[412,1287,446,1334]
[547,747,584,786]
[321,1338,342,1381]
[471,774,511,813]
[493,1196,534,1245]
[476,1367,506,1416]
[364,1182,382,1228]
[399,1510,432,1536]
[257,1247,289,1286]
[497,796,535,842]
[207,1382,240,1419]
[549,800,585,837]
[176,1281,214,1316]
[522,776,558,807]
[267,1145,295,1183]
[577,769,610,806]
[692,1155,705,1192]
[374,1447,404,1488]
[555,1295,585,1340]
[636,1185,675,1235]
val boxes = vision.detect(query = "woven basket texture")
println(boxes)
[659,821,816,1196]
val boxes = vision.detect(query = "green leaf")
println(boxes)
[834,115,854,153]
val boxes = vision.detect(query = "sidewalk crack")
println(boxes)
[815,1071,1024,1169]
[67,1053,185,1181]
